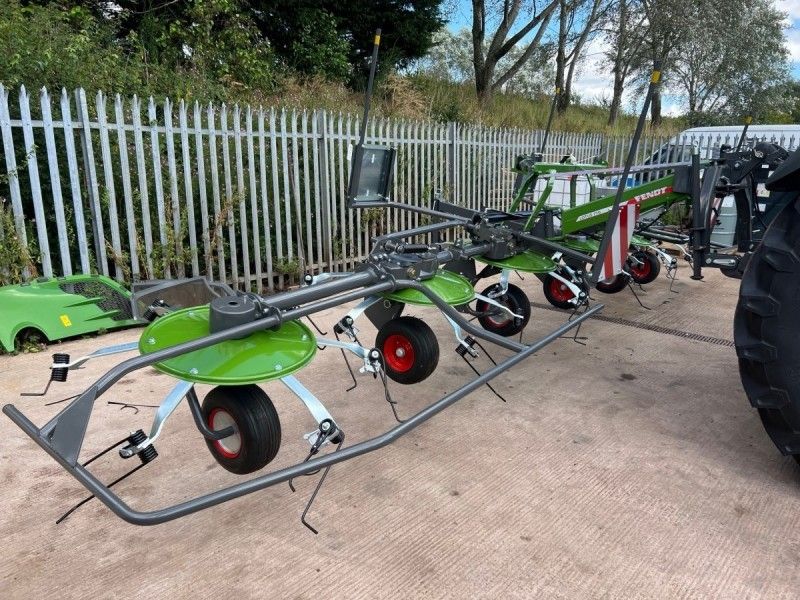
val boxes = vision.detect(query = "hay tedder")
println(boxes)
[4,40,800,530]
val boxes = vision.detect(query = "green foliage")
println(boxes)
[250,0,443,86]
[0,201,37,286]
[0,2,139,93]
[0,0,277,102]
[287,9,351,81]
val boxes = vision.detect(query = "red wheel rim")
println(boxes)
[383,333,415,372]
[630,255,652,278]
[548,278,575,303]
[480,298,513,328]
[208,408,241,458]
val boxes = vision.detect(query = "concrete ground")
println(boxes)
[1,267,799,599]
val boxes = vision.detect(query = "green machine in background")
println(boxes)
[0,274,141,352]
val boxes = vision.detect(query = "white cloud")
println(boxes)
[787,24,800,63]
[570,37,615,104]
[778,0,800,20]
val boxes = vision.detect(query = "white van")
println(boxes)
[674,124,800,156]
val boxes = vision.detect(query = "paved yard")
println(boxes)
[1,268,799,598]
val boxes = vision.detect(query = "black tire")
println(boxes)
[376,316,439,384]
[595,273,629,294]
[627,250,661,285]
[542,270,578,310]
[476,283,531,336]
[734,193,800,462]
[202,384,281,474]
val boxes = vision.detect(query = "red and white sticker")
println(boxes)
[598,200,640,280]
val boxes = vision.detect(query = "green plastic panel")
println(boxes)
[139,306,317,385]
[631,234,651,247]
[383,270,475,306]
[478,250,557,273]
[0,274,139,352]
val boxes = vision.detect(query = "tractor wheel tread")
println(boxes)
[734,192,800,460]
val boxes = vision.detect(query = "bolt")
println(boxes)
[395,347,406,358]
[147,337,156,345]
[275,364,282,370]
[321,421,331,432]
[370,349,380,359]
[302,334,308,341]
[189,368,199,375]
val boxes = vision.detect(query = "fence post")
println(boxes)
[75,88,107,275]
[95,91,123,281]
[60,89,90,274]
[316,110,332,269]
[19,86,53,278]
[0,84,29,255]
[447,121,457,201]
[41,87,71,277]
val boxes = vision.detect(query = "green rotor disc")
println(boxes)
[383,269,475,306]
[478,250,557,273]
[139,306,317,385]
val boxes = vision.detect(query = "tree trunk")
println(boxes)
[607,0,628,126]
[554,0,568,114]
[608,74,624,125]
[475,62,494,106]
[650,86,662,127]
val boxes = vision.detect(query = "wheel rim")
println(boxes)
[548,278,575,303]
[208,408,241,458]
[630,255,651,278]
[383,333,415,372]
[482,296,514,327]
[486,304,513,327]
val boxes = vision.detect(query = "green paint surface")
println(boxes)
[383,269,475,306]
[139,306,316,384]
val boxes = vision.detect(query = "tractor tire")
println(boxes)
[627,250,661,285]
[376,316,439,384]
[476,283,531,336]
[734,193,800,462]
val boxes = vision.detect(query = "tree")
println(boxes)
[601,0,647,125]
[636,0,685,126]
[417,27,553,96]
[252,0,445,84]
[670,0,789,125]
[470,0,559,105]
[553,0,607,113]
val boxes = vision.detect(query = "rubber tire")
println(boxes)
[542,274,574,310]
[628,251,661,285]
[376,316,439,384]
[476,283,531,336]
[734,192,800,462]
[595,274,629,294]
[202,385,281,475]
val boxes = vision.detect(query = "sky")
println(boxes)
[446,0,800,117]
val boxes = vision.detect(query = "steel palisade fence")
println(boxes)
[0,84,797,291]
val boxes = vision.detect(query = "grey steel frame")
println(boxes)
[3,211,604,526]
[4,303,601,525]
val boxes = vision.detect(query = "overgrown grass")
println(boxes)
[261,74,684,135]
